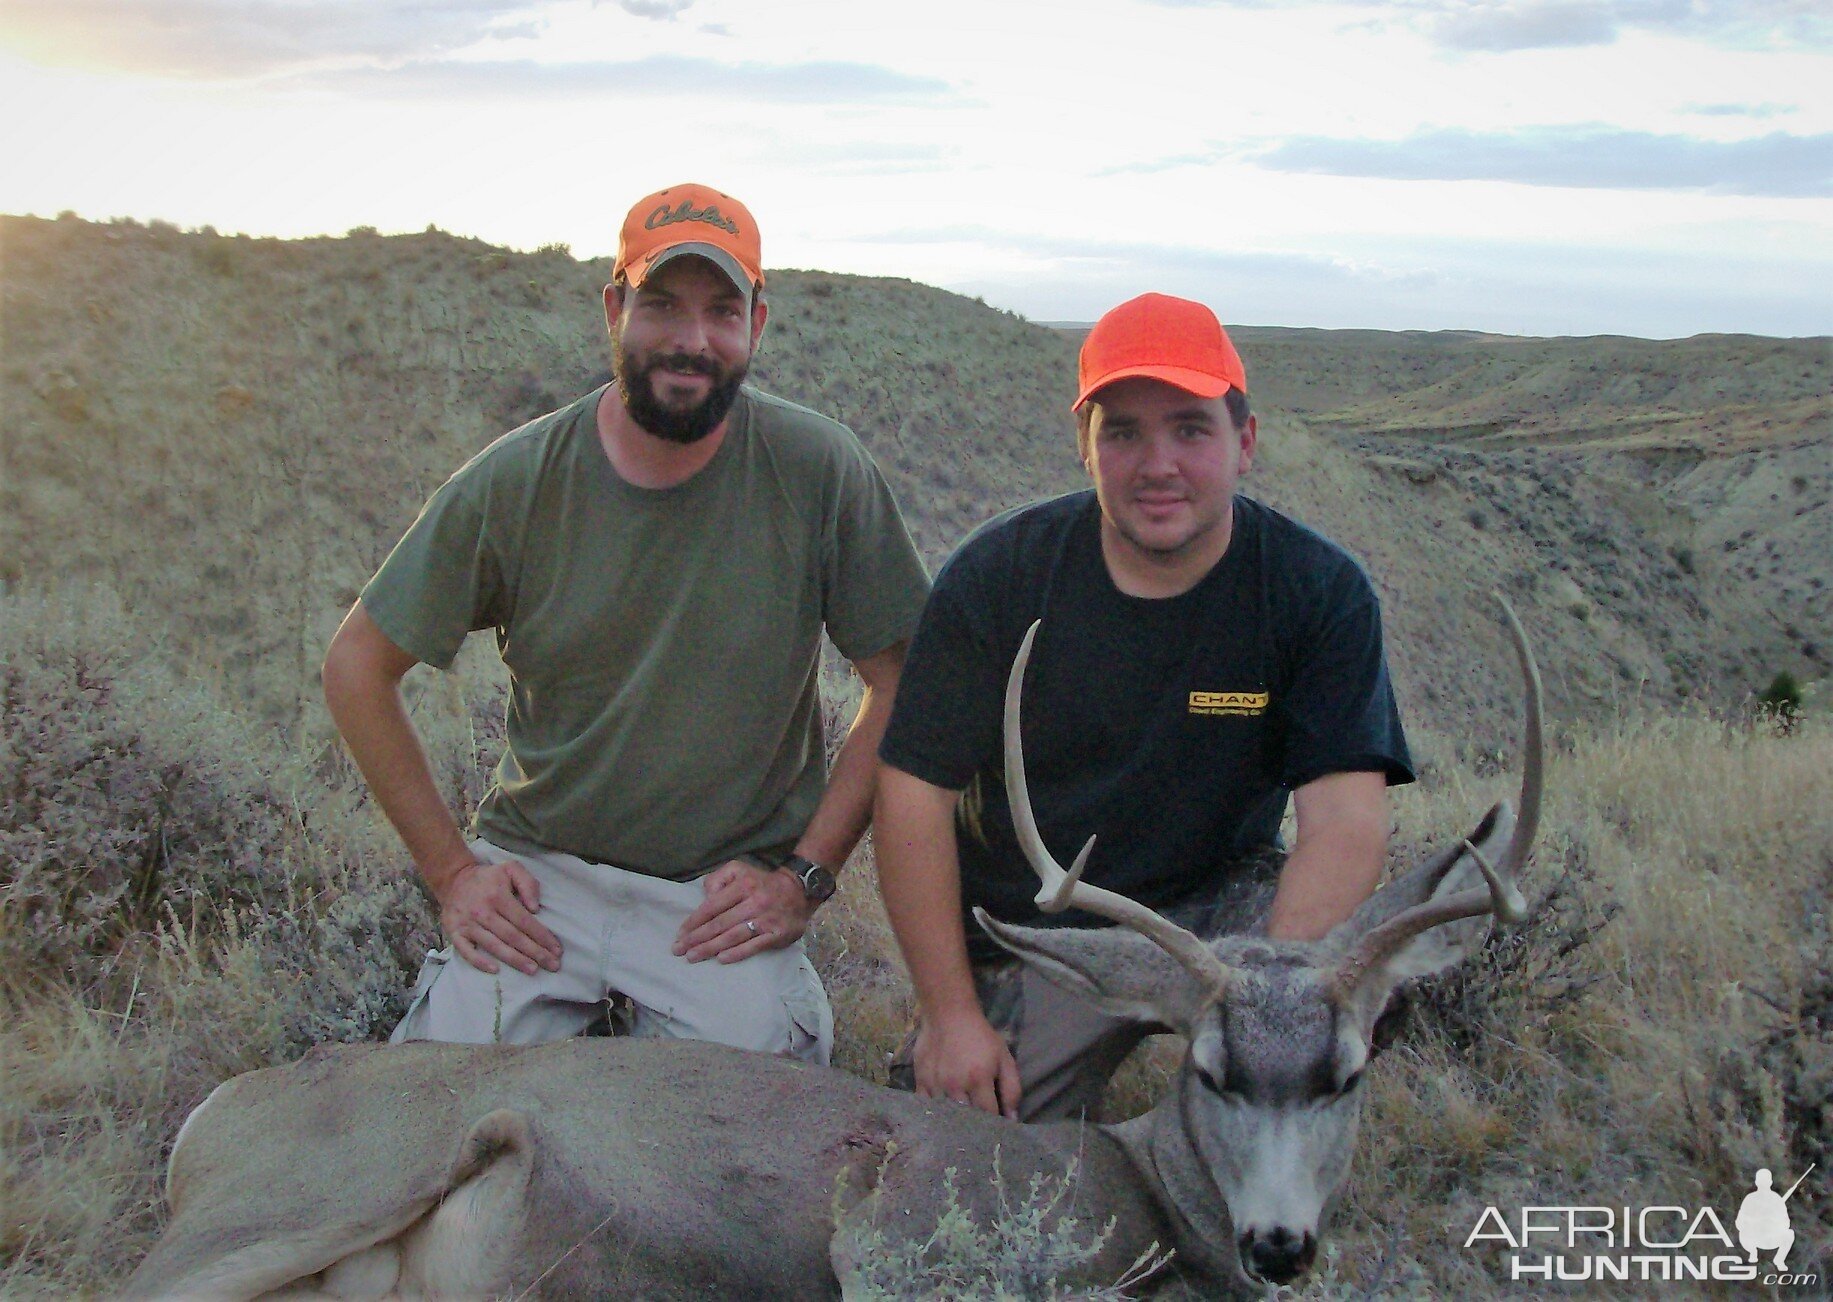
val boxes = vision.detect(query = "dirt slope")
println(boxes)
[3,214,1826,749]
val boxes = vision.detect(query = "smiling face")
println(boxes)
[1079,375,1257,594]
[606,255,766,444]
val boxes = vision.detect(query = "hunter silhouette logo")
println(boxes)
[1738,1165,1813,1271]
[1464,1163,1820,1286]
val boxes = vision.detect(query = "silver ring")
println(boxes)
[745,919,759,935]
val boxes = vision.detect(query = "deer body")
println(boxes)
[128,1038,1190,1298]
[127,598,1541,1298]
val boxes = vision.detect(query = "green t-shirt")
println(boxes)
[362,384,930,880]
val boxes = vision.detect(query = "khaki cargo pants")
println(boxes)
[391,839,833,1064]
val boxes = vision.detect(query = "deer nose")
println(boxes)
[1239,1226,1318,1285]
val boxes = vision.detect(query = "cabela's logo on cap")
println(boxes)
[646,200,741,236]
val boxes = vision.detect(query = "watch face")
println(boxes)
[794,859,838,903]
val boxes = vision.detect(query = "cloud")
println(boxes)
[617,0,694,17]
[1427,0,1832,52]
[884,228,1462,328]
[1091,152,1222,178]
[0,0,544,79]
[1685,102,1798,120]
[1144,0,1832,52]
[848,219,1832,337]
[1254,128,1833,197]
[1429,1,1621,51]
[305,55,956,105]
[848,224,1426,289]
[775,141,952,175]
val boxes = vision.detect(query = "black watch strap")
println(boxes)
[783,853,838,904]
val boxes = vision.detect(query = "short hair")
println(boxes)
[1074,387,1253,458]
[608,265,762,302]
[606,271,764,327]
[1224,388,1252,429]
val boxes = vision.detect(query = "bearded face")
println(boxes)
[614,338,748,445]
[608,256,757,445]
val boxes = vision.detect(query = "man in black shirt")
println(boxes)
[875,293,1413,1120]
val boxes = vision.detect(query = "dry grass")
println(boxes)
[4,214,1825,752]
[3,583,1830,1295]
[2,213,1828,1294]
[1304,709,1833,1296]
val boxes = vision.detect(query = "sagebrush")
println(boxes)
[2,586,1828,1295]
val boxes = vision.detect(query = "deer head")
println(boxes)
[975,597,1539,1287]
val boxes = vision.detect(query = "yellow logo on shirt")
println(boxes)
[1189,690,1269,717]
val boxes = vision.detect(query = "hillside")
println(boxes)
[3,213,1827,748]
[1233,325,1831,715]
[3,215,1830,1297]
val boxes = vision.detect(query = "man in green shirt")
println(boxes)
[323,183,930,1061]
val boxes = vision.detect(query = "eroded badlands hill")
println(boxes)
[3,213,1827,750]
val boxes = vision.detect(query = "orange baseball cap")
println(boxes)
[1073,292,1247,411]
[615,182,764,297]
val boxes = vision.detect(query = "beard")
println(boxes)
[615,340,747,445]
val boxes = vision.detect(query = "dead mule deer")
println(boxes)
[125,599,1540,1299]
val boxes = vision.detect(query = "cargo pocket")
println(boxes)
[388,948,451,1044]
[780,953,834,1067]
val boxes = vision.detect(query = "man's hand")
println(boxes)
[435,855,563,977]
[674,860,812,964]
[915,1008,1021,1119]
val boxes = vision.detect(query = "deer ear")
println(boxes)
[1339,802,1516,941]
[1333,802,1516,983]
[1188,1017,1229,1087]
[1332,803,1519,1042]
[1395,806,1517,982]
[974,910,1211,1032]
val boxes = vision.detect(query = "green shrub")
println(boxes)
[1757,670,1803,733]
[195,239,237,278]
[834,1150,1169,1300]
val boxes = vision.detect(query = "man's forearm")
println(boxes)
[792,643,906,871]
[1265,771,1390,940]
[322,622,474,896]
[873,768,981,1020]
[792,689,884,870]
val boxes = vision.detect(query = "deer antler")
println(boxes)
[1332,593,1539,999]
[1488,594,1542,888]
[1004,620,1237,993]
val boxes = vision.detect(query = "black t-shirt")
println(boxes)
[880,490,1413,952]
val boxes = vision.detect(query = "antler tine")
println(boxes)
[1493,591,1543,884]
[1463,836,1527,926]
[1334,837,1529,996]
[1331,885,1498,1000]
[1333,597,1542,1000]
[1004,620,1235,992]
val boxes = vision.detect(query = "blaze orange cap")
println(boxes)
[1073,292,1247,411]
[614,182,764,297]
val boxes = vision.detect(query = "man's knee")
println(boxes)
[390,948,595,1046]
[632,951,834,1065]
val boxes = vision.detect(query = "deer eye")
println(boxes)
[1192,1063,1243,1103]
[1339,1068,1364,1095]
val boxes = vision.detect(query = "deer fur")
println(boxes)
[125,597,1541,1298]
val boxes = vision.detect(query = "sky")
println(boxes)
[1,0,1829,338]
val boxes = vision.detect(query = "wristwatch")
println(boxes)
[782,853,838,906]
